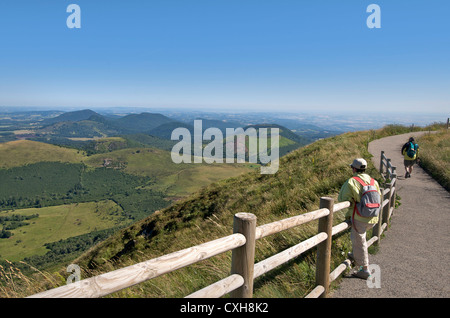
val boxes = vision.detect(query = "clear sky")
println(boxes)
[0,0,449,114]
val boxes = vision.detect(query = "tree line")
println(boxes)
[0,214,39,238]
[0,162,169,221]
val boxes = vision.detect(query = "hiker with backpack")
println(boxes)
[338,158,381,279]
[401,137,419,178]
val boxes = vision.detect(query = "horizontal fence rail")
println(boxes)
[29,151,397,299]
[29,234,246,298]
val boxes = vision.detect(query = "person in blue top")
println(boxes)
[401,137,419,178]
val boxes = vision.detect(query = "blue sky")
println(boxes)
[0,0,449,113]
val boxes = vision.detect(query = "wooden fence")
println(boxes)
[380,150,398,181]
[28,151,397,299]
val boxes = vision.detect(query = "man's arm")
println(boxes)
[338,180,356,220]
[338,180,351,202]
[401,143,407,155]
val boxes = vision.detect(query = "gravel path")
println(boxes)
[331,132,450,298]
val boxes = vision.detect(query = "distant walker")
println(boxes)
[401,137,419,178]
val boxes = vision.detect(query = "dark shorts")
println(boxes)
[404,159,416,167]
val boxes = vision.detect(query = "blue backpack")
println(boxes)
[406,142,417,158]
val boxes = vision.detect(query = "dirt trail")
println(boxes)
[331,132,450,298]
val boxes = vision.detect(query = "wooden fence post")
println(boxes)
[386,159,391,178]
[380,151,384,175]
[382,183,391,229]
[373,188,385,246]
[315,197,334,298]
[389,174,397,220]
[383,176,395,229]
[230,212,257,298]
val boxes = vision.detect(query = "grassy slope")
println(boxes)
[66,129,379,298]
[418,130,450,190]
[83,147,257,198]
[0,140,85,169]
[0,200,123,262]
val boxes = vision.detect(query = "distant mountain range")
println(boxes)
[28,109,314,157]
[40,109,177,136]
[0,108,347,159]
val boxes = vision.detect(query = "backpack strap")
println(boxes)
[352,176,375,187]
[352,176,368,187]
[351,177,364,228]
[351,176,376,228]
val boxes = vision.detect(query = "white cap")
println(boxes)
[350,158,367,170]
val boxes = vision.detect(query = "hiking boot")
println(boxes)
[405,172,410,178]
[352,267,371,280]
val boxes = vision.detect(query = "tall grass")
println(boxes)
[418,130,450,191]
[0,260,62,298]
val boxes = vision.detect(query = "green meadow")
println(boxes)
[0,200,123,262]
[83,147,257,197]
[0,140,85,169]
